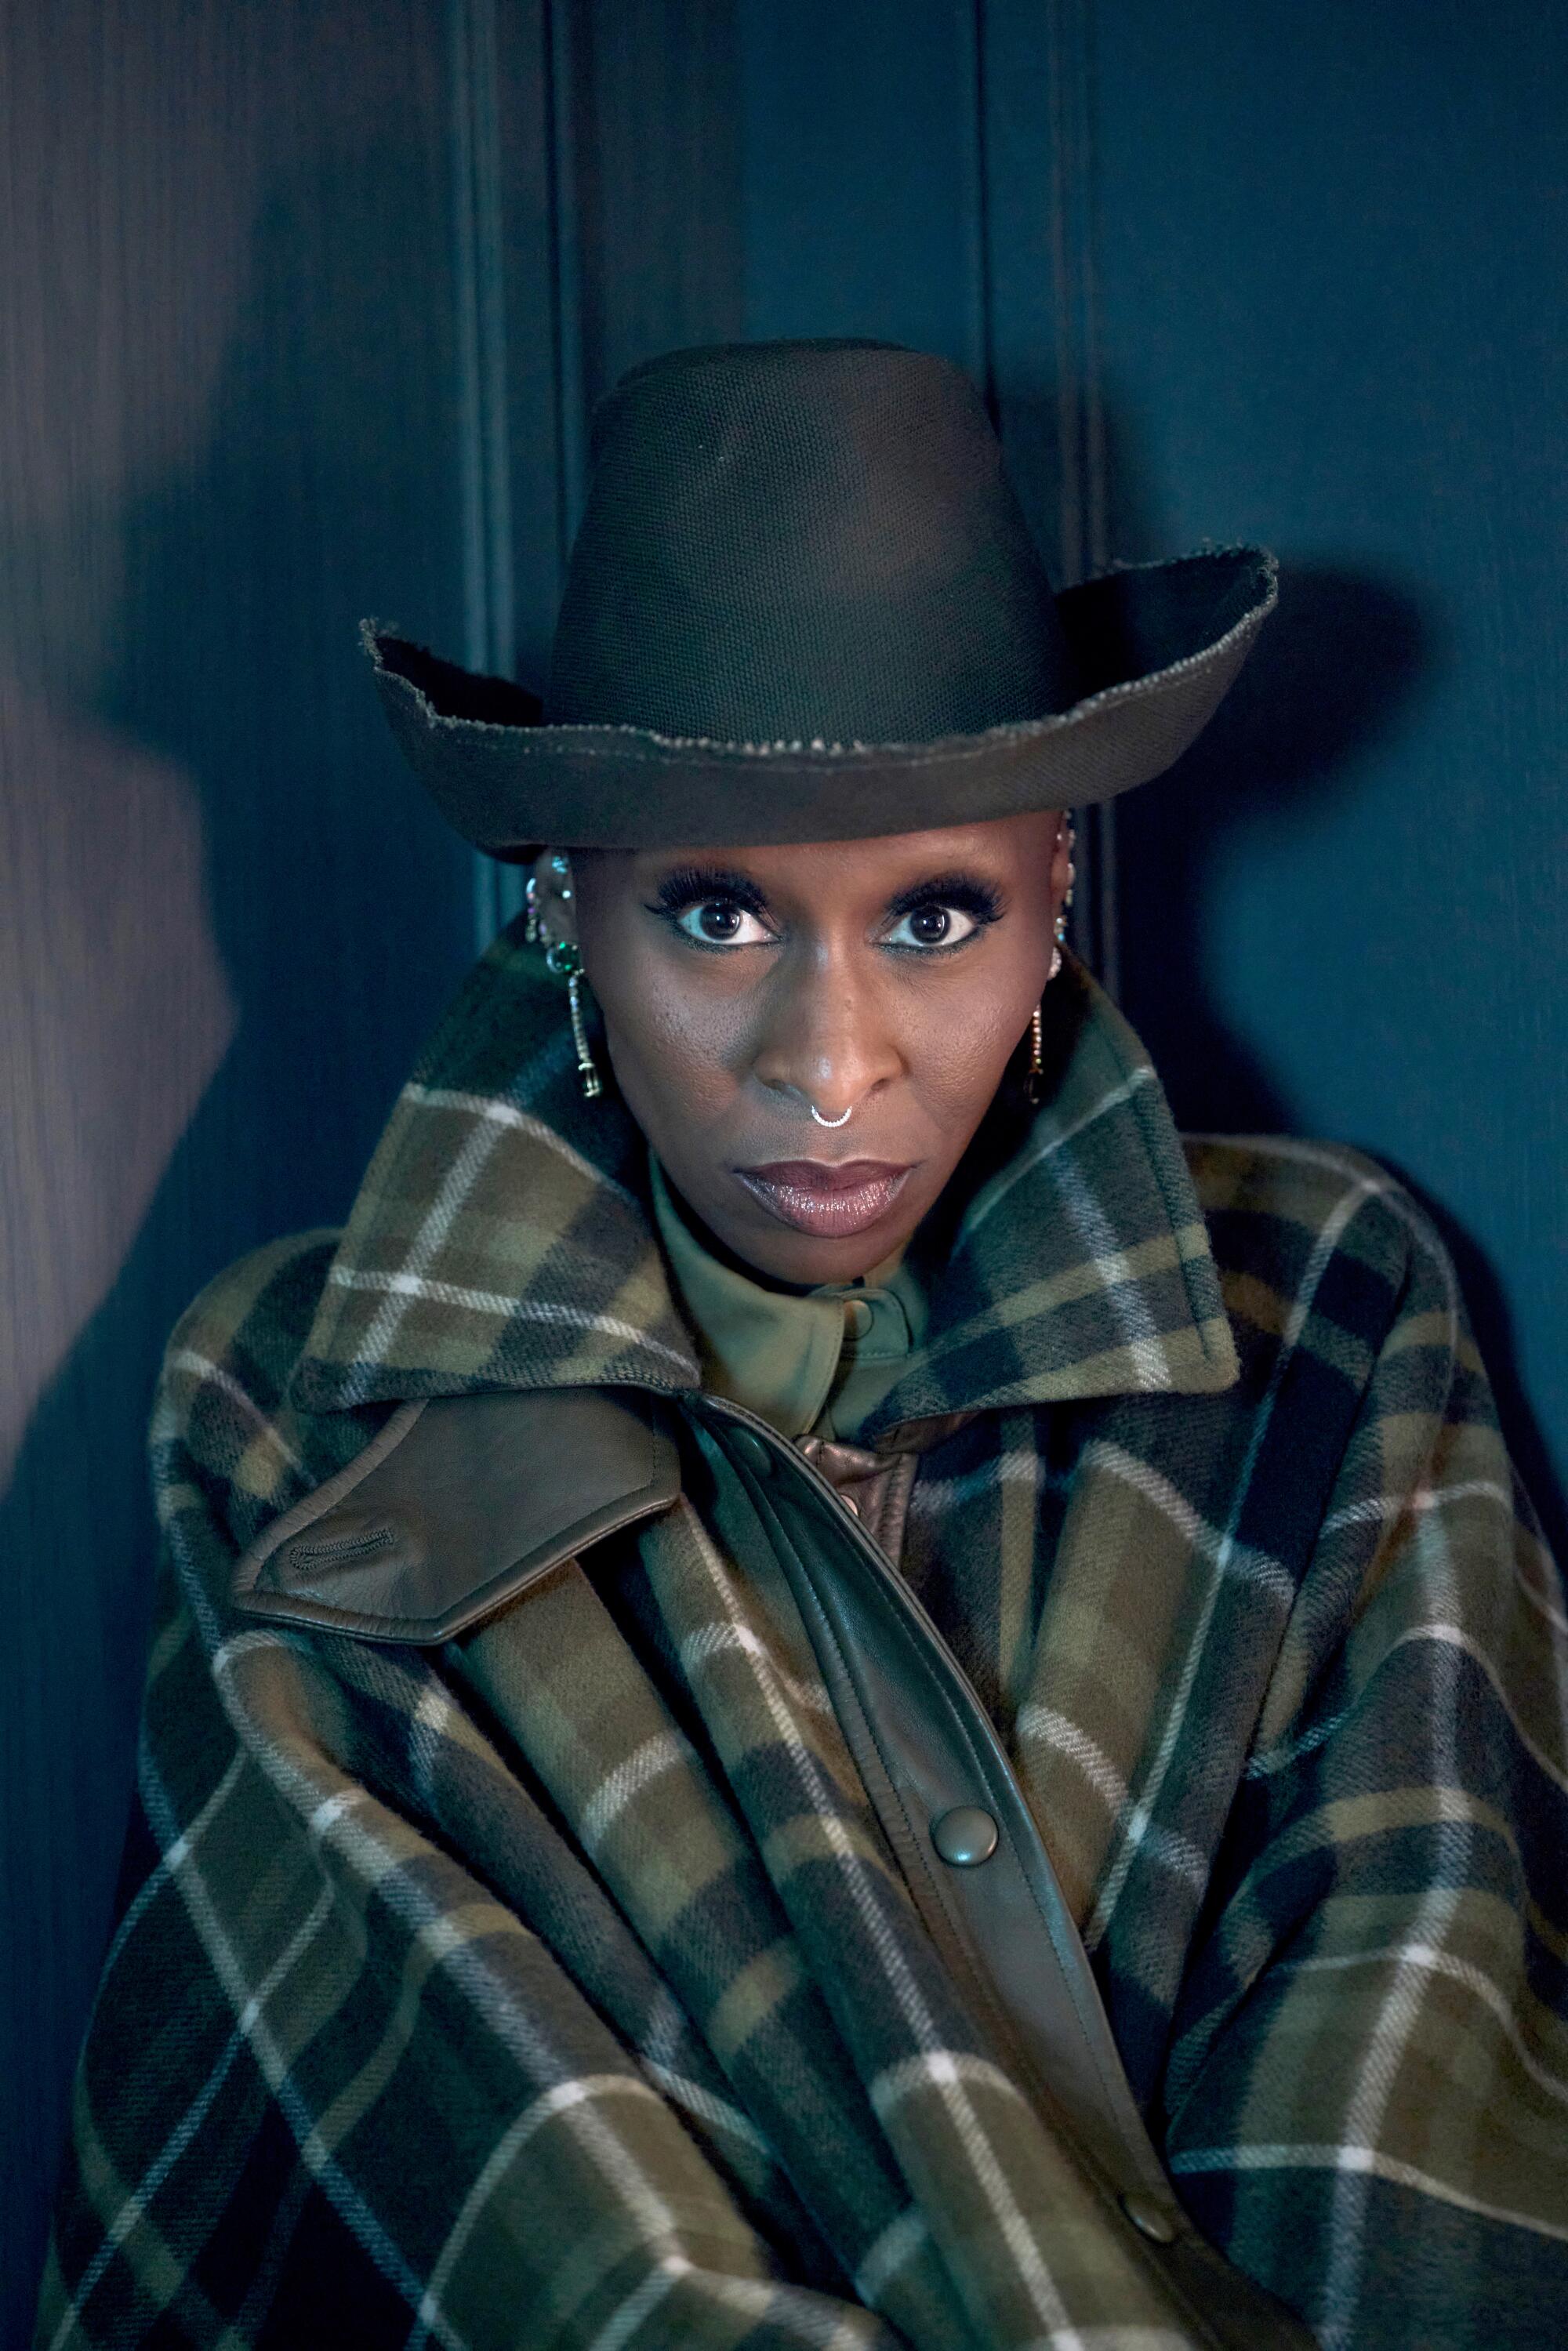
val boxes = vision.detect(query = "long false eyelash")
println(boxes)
[884,873,1006,926]
[648,865,770,917]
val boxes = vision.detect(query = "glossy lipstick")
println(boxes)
[735,1158,913,1239]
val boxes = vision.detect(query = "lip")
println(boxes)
[734,1158,914,1238]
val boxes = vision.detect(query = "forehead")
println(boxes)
[612,809,1060,891]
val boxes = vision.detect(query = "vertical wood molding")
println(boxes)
[956,0,996,408]
[449,0,523,942]
[456,0,745,949]
[5,5,481,2322]
[543,0,587,552]
[977,0,1118,990]
[1040,0,1116,994]
[1040,0,1105,587]
[450,0,587,942]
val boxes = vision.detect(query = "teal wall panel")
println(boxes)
[732,0,1566,1537]
[737,0,986,372]
[1088,0,1568,1547]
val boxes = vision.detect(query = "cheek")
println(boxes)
[588,946,750,1128]
[912,974,1039,1116]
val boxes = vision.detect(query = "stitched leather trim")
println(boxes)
[231,1388,680,1643]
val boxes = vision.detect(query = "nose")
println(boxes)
[750,947,904,1123]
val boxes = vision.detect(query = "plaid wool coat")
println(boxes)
[36,923,1568,2351]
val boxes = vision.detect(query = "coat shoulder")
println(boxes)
[151,1228,379,1552]
[165,1227,340,1379]
[1180,1132,1459,1356]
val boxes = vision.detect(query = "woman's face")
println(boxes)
[541,809,1070,1286]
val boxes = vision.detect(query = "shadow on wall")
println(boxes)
[999,368,1566,1556]
[0,147,473,2346]
[1116,560,1433,1133]
[1115,556,1567,1563]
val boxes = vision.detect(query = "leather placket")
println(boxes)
[695,1396,1316,2351]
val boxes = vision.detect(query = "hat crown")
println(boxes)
[543,339,1076,745]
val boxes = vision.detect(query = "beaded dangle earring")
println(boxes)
[545,938,604,1101]
[1028,813,1076,1105]
[534,853,603,1101]
[1049,814,1077,984]
[1026,1003,1046,1104]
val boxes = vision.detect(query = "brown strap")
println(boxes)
[793,1435,920,1562]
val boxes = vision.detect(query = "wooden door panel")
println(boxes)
[0,2,477,2327]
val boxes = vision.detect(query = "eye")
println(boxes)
[882,901,985,951]
[673,898,773,947]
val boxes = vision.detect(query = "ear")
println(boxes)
[531,848,580,947]
[1048,811,1076,931]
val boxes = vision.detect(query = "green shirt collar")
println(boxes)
[648,1156,927,1441]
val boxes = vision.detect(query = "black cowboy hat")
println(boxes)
[365,338,1276,858]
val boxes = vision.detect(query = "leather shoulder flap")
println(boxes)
[231,1388,681,1644]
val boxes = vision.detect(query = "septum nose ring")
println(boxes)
[810,1102,853,1130]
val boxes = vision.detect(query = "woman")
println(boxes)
[38,342,1566,2351]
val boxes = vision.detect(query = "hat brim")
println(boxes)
[365,546,1276,861]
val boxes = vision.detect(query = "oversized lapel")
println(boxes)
[289,924,699,1411]
[862,959,1237,1437]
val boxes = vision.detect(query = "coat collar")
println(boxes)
[289,920,1237,1425]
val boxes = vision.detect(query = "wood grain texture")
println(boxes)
[0,2,477,2331]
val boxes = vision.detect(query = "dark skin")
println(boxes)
[533,810,1073,1287]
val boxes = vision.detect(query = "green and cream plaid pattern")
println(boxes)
[36,923,1568,2349]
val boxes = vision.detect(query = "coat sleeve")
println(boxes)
[33,1241,901,2351]
[1159,1194,1568,2351]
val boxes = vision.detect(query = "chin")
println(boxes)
[722,1195,924,1286]
[741,1232,888,1285]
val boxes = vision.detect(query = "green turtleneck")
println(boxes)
[648,1156,928,1442]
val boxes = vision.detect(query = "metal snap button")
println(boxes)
[930,1805,999,1867]
[731,1428,774,1476]
[844,1297,873,1340]
[1120,2190,1181,2246]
